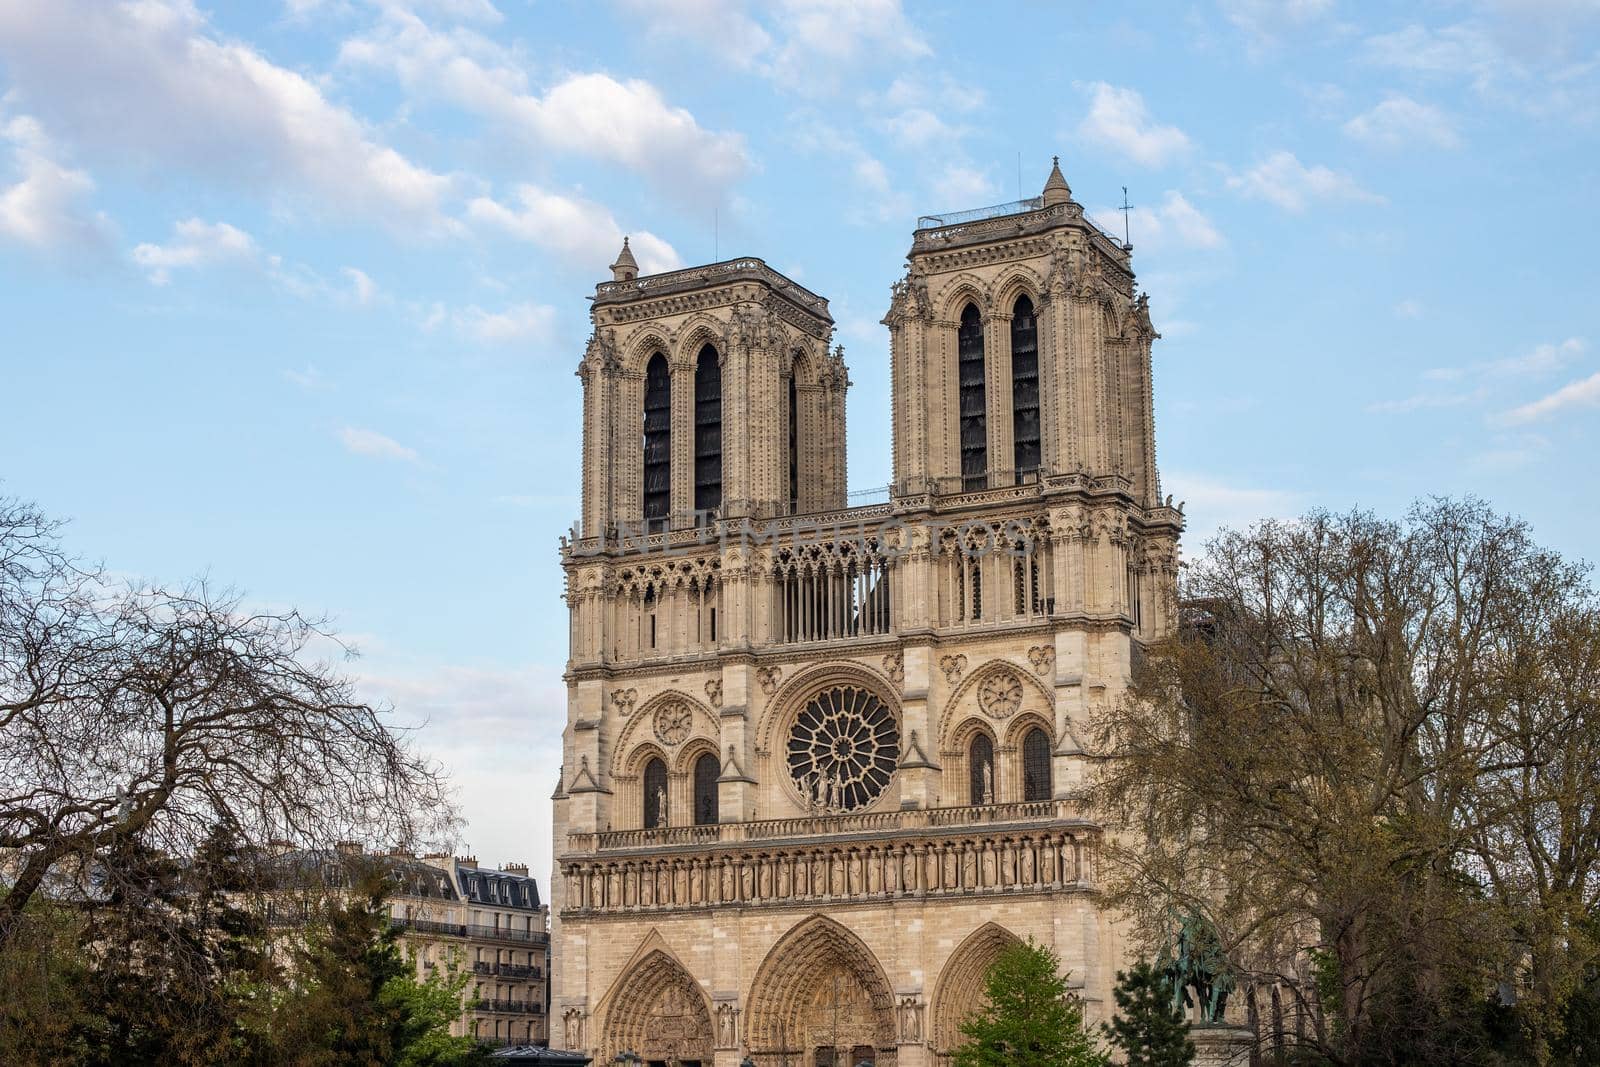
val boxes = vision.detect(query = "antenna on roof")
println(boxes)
[1119,186,1134,247]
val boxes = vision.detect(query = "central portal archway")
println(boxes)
[746,915,898,1067]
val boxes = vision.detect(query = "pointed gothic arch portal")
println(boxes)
[597,948,714,1065]
[930,923,1024,1058]
[746,916,899,1067]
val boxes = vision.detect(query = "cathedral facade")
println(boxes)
[552,160,1182,1067]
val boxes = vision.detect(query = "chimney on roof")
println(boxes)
[609,236,639,282]
[334,840,363,856]
[456,855,478,868]
[502,862,529,877]
[1042,155,1072,207]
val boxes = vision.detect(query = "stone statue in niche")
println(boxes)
[655,784,669,825]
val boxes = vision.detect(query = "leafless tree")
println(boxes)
[0,495,455,944]
[1090,498,1600,1064]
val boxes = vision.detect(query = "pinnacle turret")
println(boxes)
[1042,155,1072,206]
[609,236,639,281]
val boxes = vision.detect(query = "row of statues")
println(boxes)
[566,830,1089,911]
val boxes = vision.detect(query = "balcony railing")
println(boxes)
[472,962,544,980]
[576,798,1086,853]
[391,917,549,946]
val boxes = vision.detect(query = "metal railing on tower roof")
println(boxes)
[916,196,1044,230]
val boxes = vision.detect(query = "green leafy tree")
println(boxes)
[268,869,486,1067]
[1103,960,1194,1067]
[952,939,1106,1067]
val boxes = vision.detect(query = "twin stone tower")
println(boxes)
[553,159,1183,1067]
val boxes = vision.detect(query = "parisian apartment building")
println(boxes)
[276,844,550,1047]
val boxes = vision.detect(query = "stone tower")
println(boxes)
[552,160,1182,1067]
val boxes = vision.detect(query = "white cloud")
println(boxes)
[615,0,929,92]
[339,12,749,196]
[1501,370,1600,424]
[792,117,909,223]
[339,426,421,462]
[929,164,995,208]
[1365,23,1503,84]
[1091,191,1223,253]
[0,0,453,228]
[1077,83,1191,168]
[1364,19,1600,120]
[342,266,380,306]
[1394,298,1424,319]
[361,661,566,884]
[1225,151,1384,212]
[466,185,681,274]
[0,113,114,253]
[1343,95,1461,149]
[454,302,557,344]
[132,218,259,284]
[1489,337,1585,377]
[1220,0,1336,46]
[1366,389,1485,414]
[1162,471,1307,548]
[285,365,330,391]
[1373,338,1587,416]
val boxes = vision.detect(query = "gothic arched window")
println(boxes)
[788,371,800,512]
[958,304,987,491]
[693,751,719,825]
[642,353,672,525]
[969,732,995,805]
[642,756,668,829]
[1011,294,1040,480]
[1022,727,1052,802]
[693,344,722,515]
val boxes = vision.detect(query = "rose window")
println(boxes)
[654,701,692,746]
[978,671,1023,719]
[786,685,899,812]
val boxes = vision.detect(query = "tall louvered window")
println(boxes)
[642,353,671,526]
[958,304,987,491]
[643,757,668,829]
[693,751,719,825]
[1023,727,1052,801]
[788,374,800,512]
[969,732,995,805]
[1011,294,1041,480]
[693,345,722,515]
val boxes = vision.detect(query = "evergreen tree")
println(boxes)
[73,825,277,1066]
[268,868,486,1067]
[1103,960,1195,1067]
[952,939,1107,1067]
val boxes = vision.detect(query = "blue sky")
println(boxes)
[2,0,1598,887]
